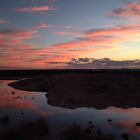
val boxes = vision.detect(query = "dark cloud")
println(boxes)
[0,29,17,34]
[78,58,90,63]
[107,2,140,18]
[0,28,37,37]
[108,8,128,18]
[46,58,140,69]
[47,62,65,64]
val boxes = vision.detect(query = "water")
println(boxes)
[0,80,140,139]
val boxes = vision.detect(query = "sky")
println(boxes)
[0,0,140,69]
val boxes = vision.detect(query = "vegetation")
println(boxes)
[0,115,118,140]
[0,115,9,125]
[62,123,116,140]
[0,117,49,140]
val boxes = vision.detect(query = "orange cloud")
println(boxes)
[13,5,56,12]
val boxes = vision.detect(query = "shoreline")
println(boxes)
[6,72,140,109]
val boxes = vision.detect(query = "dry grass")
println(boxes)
[0,117,49,140]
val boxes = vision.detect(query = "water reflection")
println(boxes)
[107,107,140,135]
[0,80,140,139]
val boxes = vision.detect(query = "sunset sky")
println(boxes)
[0,0,140,69]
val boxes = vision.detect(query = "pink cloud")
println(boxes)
[13,5,56,12]
[107,2,140,18]
[35,21,57,28]
[60,25,74,29]
[52,24,138,51]
[53,29,82,36]
[51,35,116,51]
[58,25,77,29]
[0,29,38,46]
[0,29,65,69]
[44,23,140,66]
[1,21,140,69]
[0,28,40,68]
[53,31,73,35]
[34,22,76,29]
[85,24,140,38]
[0,19,8,24]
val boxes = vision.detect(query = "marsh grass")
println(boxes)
[0,115,9,125]
[63,124,84,140]
[62,123,116,140]
[0,117,49,140]
[0,117,117,140]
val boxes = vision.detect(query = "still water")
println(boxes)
[0,80,140,140]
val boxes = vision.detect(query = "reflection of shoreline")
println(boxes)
[8,73,140,109]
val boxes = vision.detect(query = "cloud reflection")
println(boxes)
[107,107,140,135]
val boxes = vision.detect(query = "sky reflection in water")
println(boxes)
[0,80,140,139]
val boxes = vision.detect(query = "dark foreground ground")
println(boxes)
[1,69,139,109]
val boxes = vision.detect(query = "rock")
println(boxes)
[136,123,140,126]
[107,119,112,122]
[88,121,92,124]
[121,133,129,140]
[12,91,15,94]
